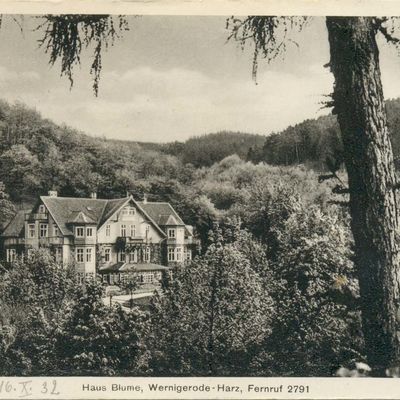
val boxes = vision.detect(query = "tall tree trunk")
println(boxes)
[326,17,400,374]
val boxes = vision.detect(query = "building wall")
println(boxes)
[97,202,163,245]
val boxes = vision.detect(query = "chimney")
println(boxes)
[90,192,97,199]
[143,194,148,204]
[48,190,57,197]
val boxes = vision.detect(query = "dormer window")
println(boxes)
[86,227,93,237]
[38,205,45,214]
[75,227,84,237]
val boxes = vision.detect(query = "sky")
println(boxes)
[1,15,400,143]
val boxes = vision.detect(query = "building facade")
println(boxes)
[1,192,195,284]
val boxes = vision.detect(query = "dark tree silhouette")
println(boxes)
[228,16,400,374]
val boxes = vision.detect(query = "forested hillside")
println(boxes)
[248,98,400,170]
[160,131,266,167]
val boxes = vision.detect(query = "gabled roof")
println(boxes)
[98,198,129,227]
[41,196,108,235]
[68,211,97,224]
[138,202,185,226]
[2,210,26,237]
[158,214,177,226]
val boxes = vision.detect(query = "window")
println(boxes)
[168,247,175,262]
[176,247,182,261]
[86,248,92,263]
[86,227,93,237]
[129,249,138,263]
[40,224,48,238]
[142,273,154,284]
[106,224,111,236]
[119,250,126,262]
[145,225,150,236]
[144,246,151,262]
[130,224,136,237]
[168,228,176,239]
[54,226,59,236]
[122,206,135,216]
[75,227,84,237]
[120,224,126,237]
[185,249,192,261]
[38,205,45,214]
[28,224,35,238]
[6,248,16,262]
[55,247,62,262]
[104,248,111,262]
[76,248,84,263]
[168,247,183,262]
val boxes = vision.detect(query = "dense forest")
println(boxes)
[246,98,400,170]
[0,97,394,376]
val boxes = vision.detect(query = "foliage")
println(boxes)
[148,225,273,376]
[0,252,148,376]
[37,15,129,95]
[226,16,310,79]
[163,131,266,168]
[0,250,76,375]
[251,202,364,376]
[0,144,41,201]
[0,182,15,231]
[54,281,148,376]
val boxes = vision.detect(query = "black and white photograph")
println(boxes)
[2,3,400,397]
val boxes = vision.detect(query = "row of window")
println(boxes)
[121,206,136,216]
[6,246,191,264]
[75,226,94,238]
[27,223,95,239]
[28,223,158,240]
[6,247,63,262]
[115,247,151,263]
[27,223,59,238]
[105,271,161,285]
[117,224,150,238]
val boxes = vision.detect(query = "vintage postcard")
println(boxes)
[2,0,400,399]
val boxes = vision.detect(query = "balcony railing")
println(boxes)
[39,236,64,246]
[25,212,48,221]
[117,235,146,243]
[5,237,25,245]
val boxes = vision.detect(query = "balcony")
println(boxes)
[48,236,64,245]
[116,236,146,251]
[117,235,146,243]
[25,212,48,221]
[39,236,64,246]
[5,237,25,245]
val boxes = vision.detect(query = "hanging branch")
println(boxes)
[226,16,310,81]
[36,14,129,96]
